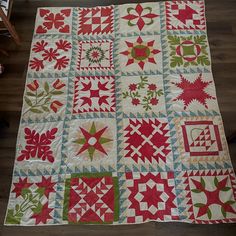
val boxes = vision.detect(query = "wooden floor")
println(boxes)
[0,0,236,235]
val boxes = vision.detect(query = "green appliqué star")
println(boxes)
[74,122,112,161]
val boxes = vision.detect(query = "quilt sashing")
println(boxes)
[4,1,236,226]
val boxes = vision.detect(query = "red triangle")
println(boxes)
[99,207,108,217]
[80,209,102,222]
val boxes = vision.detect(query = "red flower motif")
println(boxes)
[29,58,44,71]
[132,98,140,106]
[150,98,158,105]
[52,79,65,90]
[42,48,59,62]
[50,100,63,113]
[56,39,72,51]
[122,4,159,31]
[129,83,137,91]
[54,56,69,70]
[36,176,56,198]
[32,40,48,53]
[12,178,32,197]
[17,127,58,163]
[44,12,64,30]
[31,202,53,225]
[27,80,39,91]
[148,84,157,91]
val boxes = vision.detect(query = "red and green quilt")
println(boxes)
[5,0,236,226]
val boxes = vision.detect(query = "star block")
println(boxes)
[77,40,114,71]
[125,172,179,223]
[72,76,116,114]
[63,173,119,224]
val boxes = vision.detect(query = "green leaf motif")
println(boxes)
[37,91,44,97]
[191,189,202,193]
[24,97,33,107]
[221,187,231,191]
[51,90,64,95]
[170,56,183,68]
[5,209,21,225]
[224,200,235,205]
[214,177,219,187]
[44,82,49,93]
[26,92,36,97]
[207,208,212,219]
[200,177,206,189]
[168,35,181,45]
[30,108,43,113]
[194,35,206,45]
[194,203,205,208]
[32,202,43,214]
[221,206,226,218]
[42,106,50,112]
[197,55,210,66]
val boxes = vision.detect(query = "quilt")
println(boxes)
[5,0,236,226]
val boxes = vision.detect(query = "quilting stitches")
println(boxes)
[78,6,114,35]
[63,173,119,223]
[165,1,206,30]
[124,119,171,165]
[77,40,114,71]
[36,8,72,34]
[72,76,116,113]
[125,172,179,222]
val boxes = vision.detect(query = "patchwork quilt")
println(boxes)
[5,0,236,226]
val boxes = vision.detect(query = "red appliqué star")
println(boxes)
[120,36,160,70]
[172,73,216,110]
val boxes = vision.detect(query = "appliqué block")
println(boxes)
[35,8,72,34]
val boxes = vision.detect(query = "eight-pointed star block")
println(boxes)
[165,1,206,30]
[63,173,119,224]
[72,76,116,114]
[77,40,114,71]
[125,172,179,223]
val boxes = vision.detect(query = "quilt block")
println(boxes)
[5,0,236,226]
